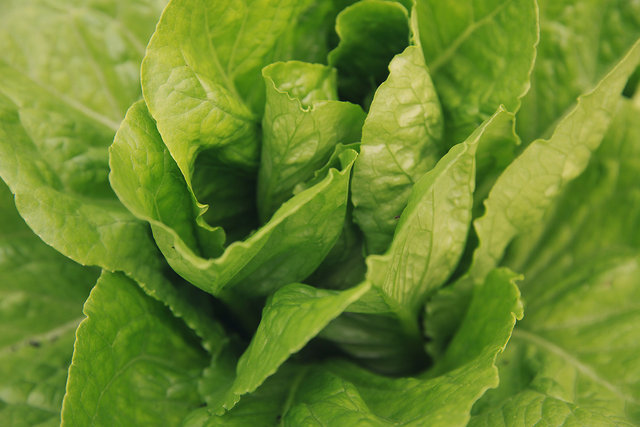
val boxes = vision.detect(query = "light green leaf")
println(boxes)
[425,41,640,359]
[517,0,640,142]
[220,282,371,412]
[328,0,410,106]
[470,100,640,426]
[0,182,97,427]
[258,61,365,220]
[185,364,307,426]
[0,15,222,350]
[351,46,443,255]
[471,39,640,281]
[110,101,358,298]
[290,268,523,426]
[0,0,164,130]
[61,271,209,427]
[141,0,314,189]
[282,369,389,426]
[367,108,514,320]
[414,0,538,143]
[471,255,640,426]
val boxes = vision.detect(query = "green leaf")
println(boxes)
[62,271,209,427]
[414,0,539,143]
[328,0,410,106]
[471,255,640,425]
[258,61,365,221]
[220,282,371,412]
[141,0,314,186]
[0,182,98,427]
[471,39,640,281]
[282,369,389,426]
[110,101,358,298]
[0,0,164,130]
[0,6,223,350]
[425,40,640,358]
[351,46,443,254]
[517,0,640,142]
[367,108,514,319]
[185,364,307,426]
[470,100,640,426]
[288,268,523,426]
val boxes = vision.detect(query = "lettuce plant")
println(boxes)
[1,0,640,425]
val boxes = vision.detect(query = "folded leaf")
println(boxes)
[471,39,640,281]
[141,0,314,184]
[219,282,371,412]
[258,61,365,220]
[62,271,209,426]
[110,101,357,297]
[328,0,410,105]
[351,45,444,254]
[414,0,538,143]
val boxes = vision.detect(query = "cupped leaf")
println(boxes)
[62,271,209,426]
[414,0,539,144]
[258,61,365,221]
[219,282,371,412]
[351,45,443,255]
[0,182,98,427]
[328,0,410,106]
[286,268,523,426]
[110,101,358,297]
[518,0,640,143]
[141,0,315,184]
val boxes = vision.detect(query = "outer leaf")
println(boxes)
[471,39,640,280]
[110,101,358,298]
[0,182,97,427]
[414,0,538,143]
[62,271,209,426]
[471,255,640,426]
[288,269,523,426]
[351,46,443,254]
[518,0,640,142]
[0,0,164,131]
[367,108,514,319]
[220,282,371,412]
[0,1,223,349]
[426,40,640,358]
[328,0,410,105]
[258,61,365,220]
[470,100,640,425]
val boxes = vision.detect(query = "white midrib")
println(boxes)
[511,328,638,404]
